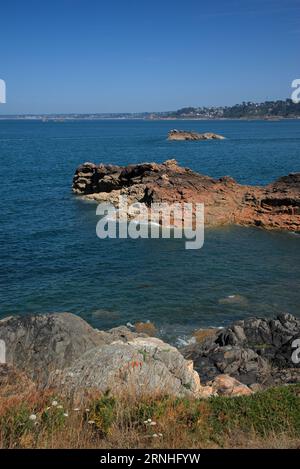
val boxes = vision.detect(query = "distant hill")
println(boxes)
[1,99,300,120]
[158,99,300,119]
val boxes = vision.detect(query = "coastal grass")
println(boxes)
[0,385,300,449]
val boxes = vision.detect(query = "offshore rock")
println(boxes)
[72,160,300,231]
[167,129,225,140]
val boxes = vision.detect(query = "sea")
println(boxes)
[0,119,299,344]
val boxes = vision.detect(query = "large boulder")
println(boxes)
[182,313,300,387]
[48,336,204,399]
[0,313,114,382]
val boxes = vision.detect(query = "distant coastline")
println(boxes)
[1,98,300,121]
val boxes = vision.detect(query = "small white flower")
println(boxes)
[63,413,69,417]
[29,414,37,421]
[147,418,152,423]
[88,420,95,424]
[143,420,148,424]
[85,408,90,412]
[57,405,63,409]
[158,433,163,437]
[74,408,80,411]
[149,421,156,426]
[52,400,58,407]
[152,433,158,438]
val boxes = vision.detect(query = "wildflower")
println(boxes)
[152,433,158,438]
[147,419,152,423]
[149,421,156,426]
[88,420,95,425]
[158,433,163,437]
[74,408,80,411]
[29,414,37,421]
[51,400,58,407]
[85,408,90,412]
[63,413,69,417]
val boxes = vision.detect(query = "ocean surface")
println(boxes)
[0,119,299,344]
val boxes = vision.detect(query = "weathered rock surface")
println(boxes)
[0,312,298,398]
[72,160,300,231]
[0,312,252,399]
[182,313,300,387]
[48,336,204,398]
[167,129,225,140]
[0,313,142,382]
[208,374,253,396]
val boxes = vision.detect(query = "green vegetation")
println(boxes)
[167,99,300,119]
[0,385,300,448]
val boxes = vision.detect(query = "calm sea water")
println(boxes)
[0,119,299,343]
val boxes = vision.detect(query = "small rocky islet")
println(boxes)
[0,312,299,400]
[167,129,226,140]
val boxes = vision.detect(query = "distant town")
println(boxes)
[1,98,300,121]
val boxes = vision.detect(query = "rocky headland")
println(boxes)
[72,159,300,231]
[0,312,299,401]
[167,129,225,140]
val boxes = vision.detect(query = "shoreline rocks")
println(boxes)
[72,160,300,231]
[167,129,225,140]
[182,313,300,388]
[0,312,299,399]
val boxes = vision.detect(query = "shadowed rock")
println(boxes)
[0,313,141,383]
[182,313,300,387]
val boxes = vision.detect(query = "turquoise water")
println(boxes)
[0,119,299,343]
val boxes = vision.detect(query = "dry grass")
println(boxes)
[0,385,300,449]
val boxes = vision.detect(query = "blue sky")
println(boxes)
[0,0,299,114]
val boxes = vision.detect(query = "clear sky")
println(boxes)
[0,0,299,114]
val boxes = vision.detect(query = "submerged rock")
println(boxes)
[167,129,225,140]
